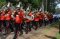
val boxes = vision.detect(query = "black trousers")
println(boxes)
[39,20,43,27]
[26,22,31,32]
[44,20,49,26]
[0,20,2,32]
[49,19,53,24]
[0,20,6,33]
[10,20,15,32]
[1,20,6,27]
[32,21,38,30]
[15,23,23,36]
[0,20,1,28]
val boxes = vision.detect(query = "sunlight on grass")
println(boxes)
[43,28,50,33]
[56,32,60,39]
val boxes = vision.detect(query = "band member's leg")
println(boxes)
[10,20,14,32]
[44,20,47,26]
[14,23,19,39]
[5,20,10,34]
[3,20,7,35]
[0,20,2,32]
[39,20,43,27]
[25,23,29,34]
[33,21,38,30]
[19,23,23,35]
[27,22,31,32]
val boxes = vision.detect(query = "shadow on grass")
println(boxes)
[44,35,57,39]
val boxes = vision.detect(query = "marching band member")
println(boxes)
[5,13,12,34]
[25,11,34,34]
[14,14,23,38]
[0,2,54,37]
[39,12,44,27]
[28,11,34,31]
[48,13,53,24]
[0,11,6,34]
[44,12,49,26]
[11,10,16,32]
[0,11,2,32]
[33,12,40,30]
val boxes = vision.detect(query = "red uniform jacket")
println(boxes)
[41,13,45,20]
[0,15,1,20]
[18,10,25,21]
[15,15,22,24]
[39,15,43,20]
[18,10,24,18]
[8,11,12,15]
[26,12,33,22]
[29,12,33,16]
[1,14,5,21]
[34,17,40,21]
[26,19,31,22]
[48,14,53,20]
[5,14,11,21]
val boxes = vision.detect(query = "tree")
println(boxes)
[0,0,6,8]
[17,0,42,9]
[46,0,56,13]
[0,0,56,13]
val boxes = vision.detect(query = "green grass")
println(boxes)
[56,32,60,39]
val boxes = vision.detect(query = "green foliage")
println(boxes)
[0,0,56,13]
[31,0,42,8]
[0,0,6,7]
[47,0,56,13]
[20,0,42,8]
[0,0,6,2]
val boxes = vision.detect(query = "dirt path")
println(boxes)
[0,27,59,39]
